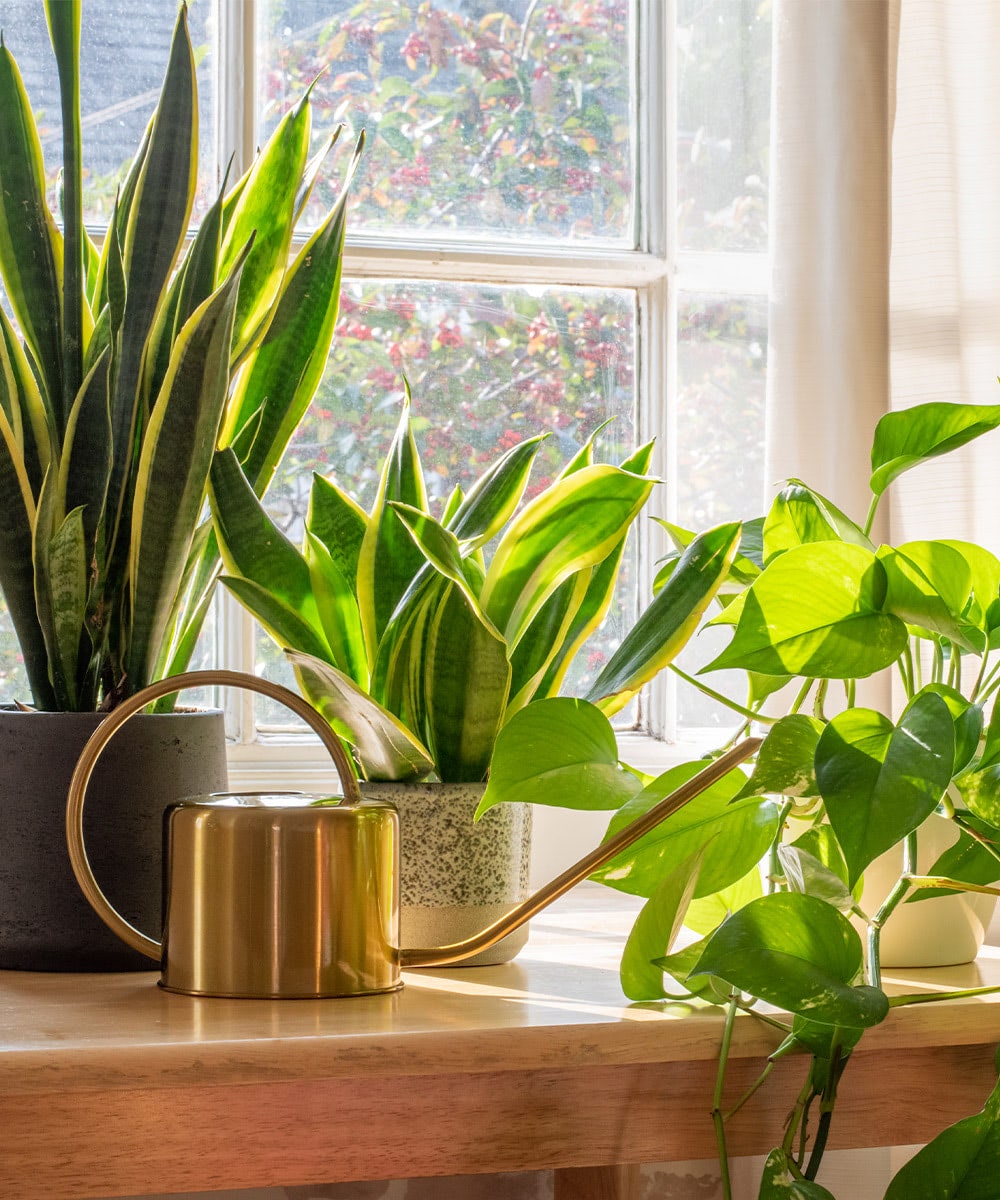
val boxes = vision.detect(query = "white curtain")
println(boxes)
[766,0,897,535]
[891,0,1000,548]
[768,0,1000,550]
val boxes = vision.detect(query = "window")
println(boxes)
[0,0,770,773]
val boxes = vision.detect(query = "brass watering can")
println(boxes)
[66,670,760,999]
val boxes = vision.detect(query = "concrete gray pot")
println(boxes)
[0,707,227,971]
[360,781,532,966]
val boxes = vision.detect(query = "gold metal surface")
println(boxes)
[162,793,400,998]
[66,668,761,998]
[401,737,762,968]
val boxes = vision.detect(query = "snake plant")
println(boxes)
[0,1,361,711]
[208,395,731,783]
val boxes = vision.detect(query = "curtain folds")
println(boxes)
[766,0,897,536]
[768,0,1000,551]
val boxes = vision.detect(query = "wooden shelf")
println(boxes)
[2,890,1000,1199]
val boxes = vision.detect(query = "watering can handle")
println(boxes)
[402,735,762,968]
[65,669,361,961]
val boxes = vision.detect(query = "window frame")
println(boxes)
[205,0,768,791]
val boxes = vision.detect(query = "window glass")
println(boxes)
[674,291,767,732]
[257,0,634,242]
[2,0,216,222]
[677,0,771,251]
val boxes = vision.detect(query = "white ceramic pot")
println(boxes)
[859,815,997,968]
[359,781,532,966]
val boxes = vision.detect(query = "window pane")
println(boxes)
[255,278,637,725]
[257,0,634,242]
[677,0,771,251]
[674,292,766,733]
[0,598,28,706]
[4,0,216,224]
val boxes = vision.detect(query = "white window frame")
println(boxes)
[213,0,769,803]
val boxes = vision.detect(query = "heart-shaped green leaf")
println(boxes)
[762,480,871,564]
[778,844,856,913]
[591,762,780,899]
[879,542,977,649]
[734,715,824,800]
[758,1148,838,1199]
[909,813,1000,902]
[884,1072,1000,1199]
[815,691,955,887]
[477,697,642,818]
[870,402,1000,498]
[704,542,908,680]
[619,846,707,1000]
[691,893,888,1027]
[918,684,983,775]
[683,867,762,936]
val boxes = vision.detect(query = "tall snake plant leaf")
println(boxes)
[143,167,229,414]
[356,387,429,656]
[870,401,1000,499]
[220,575,332,664]
[523,439,657,705]
[91,115,152,318]
[390,502,494,618]
[217,91,312,363]
[388,503,512,780]
[108,4,196,560]
[58,351,112,567]
[288,649,435,782]
[125,246,249,689]
[0,385,53,708]
[422,583,512,782]
[506,569,592,713]
[48,507,88,704]
[480,462,656,650]
[44,0,84,426]
[304,531,368,686]
[224,133,363,493]
[0,32,64,419]
[0,305,51,496]
[209,446,327,645]
[587,521,742,718]
[445,432,547,547]
[306,472,368,592]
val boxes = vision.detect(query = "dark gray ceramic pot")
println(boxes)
[0,707,227,971]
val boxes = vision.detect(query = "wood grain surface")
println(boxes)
[1,890,999,1200]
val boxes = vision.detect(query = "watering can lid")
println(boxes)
[170,791,396,811]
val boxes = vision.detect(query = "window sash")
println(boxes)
[206,0,762,765]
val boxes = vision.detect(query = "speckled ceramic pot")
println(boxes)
[359,781,532,966]
[0,707,228,971]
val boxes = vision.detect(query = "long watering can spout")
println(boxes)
[401,737,762,968]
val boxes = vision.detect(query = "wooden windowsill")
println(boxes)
[2,888,999,1199]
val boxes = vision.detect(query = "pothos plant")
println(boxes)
[483,399,1000,1198]
[0,1,361,711]
[208,395,739,783]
